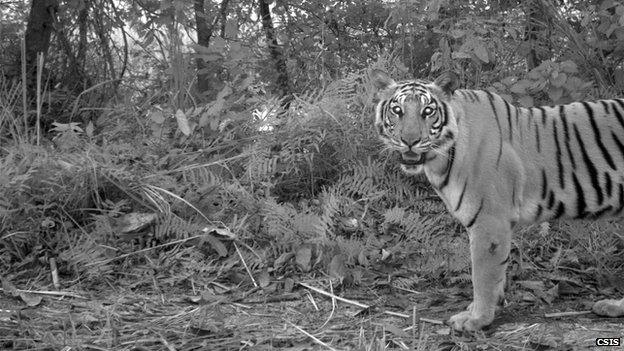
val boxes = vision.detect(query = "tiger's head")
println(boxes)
[371,70,459,174]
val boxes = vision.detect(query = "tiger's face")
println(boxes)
[371,70,458,174]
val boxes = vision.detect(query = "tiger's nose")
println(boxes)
[401,136,421,148]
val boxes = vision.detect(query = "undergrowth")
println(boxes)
[0,69,470,297]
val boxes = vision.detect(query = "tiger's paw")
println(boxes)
[592,298,624,317]
[447,310,494,332]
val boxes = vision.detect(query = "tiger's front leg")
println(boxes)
[448,215,512,331]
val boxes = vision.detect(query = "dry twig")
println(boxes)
[298,282,410,319]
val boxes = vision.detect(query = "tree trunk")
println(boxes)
[23,0,58,83]
[258,0,291,100]
[76,3,88,65]
[194,0,213,94]
[523,0,550,70]
[194,0,230,96]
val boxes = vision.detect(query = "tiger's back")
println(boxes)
[371,70,624,331]
[444,89,624,227]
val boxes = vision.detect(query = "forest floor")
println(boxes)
[2,265,623,351]
[2,143,623,350]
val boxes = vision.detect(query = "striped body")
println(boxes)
[433,90,624,227]
[370,70,624,331]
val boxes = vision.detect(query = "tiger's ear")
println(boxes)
[370,69,396,91]
[434,71,459,95]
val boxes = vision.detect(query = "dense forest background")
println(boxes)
[1,0,624,349]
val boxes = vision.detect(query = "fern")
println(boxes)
[319,188,340,233]
[292,213,327,241]
[59,235,115,280]
[383,206,406,224]
[260,198,297,243]
[153,213,199,240]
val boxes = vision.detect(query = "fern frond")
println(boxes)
[383,206,406,224]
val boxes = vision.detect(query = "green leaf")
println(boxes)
[501,76,517,86]
[518,95,534,107]
[510,80,532,94]
[559,60,578,74]
[451,51,472,59]
[295,246,312,272]
[202,234,227,257]
[224,20,238,39]
[548,87,563,102]
[528,69,543,80]
[175,109,191,136]
[450,29,465,39]
[492,82,506,91]
[473,42,489,63]
[550,72,567,87]
[211,37,226,52]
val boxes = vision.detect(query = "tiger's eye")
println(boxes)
[423,106,435,116]
[391,106,403,115]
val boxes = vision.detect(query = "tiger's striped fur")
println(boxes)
[371,69,624,331]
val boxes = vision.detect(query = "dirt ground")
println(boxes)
[2,281,623,351]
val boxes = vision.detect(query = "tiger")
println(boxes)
[370,69,624,331]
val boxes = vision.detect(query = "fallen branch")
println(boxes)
[0,287,86,299]
[544,310,591,318]
[298,282,410,319]
[287,321,339,351]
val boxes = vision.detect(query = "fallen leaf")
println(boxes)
[328,254,347,282]
[19,292,42,307]
[295,246,312,272]
[283,278,294,293]
[384,323,408,337]
[258,268,270,288]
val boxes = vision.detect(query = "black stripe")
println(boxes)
[573,124,603,205]
[583,102,616,170]
[454,178,469,212]
[470,91,480,102]
[466,199,484,228]
[560,106,576,169]
[378,101,388,121]
[485,91,504,166]
[534,121,541,153]
[611,131,624,162]
[572,172,587,218]
[600,101,624,131]
[611,99,624,130]
[439,145,456,189]
[500,255,510,265]
[535,204,543,220]
[516,107,523,140]
[541,169,548,199]
[378,123,385,136]
[463,91,476,103]
[617,183,624,214]
[538,107,547,126]
[553,201,565,219]
[504,100,513,142]
[605,171,612,198]
[590,206,612,219]
[547,190,555,210]
[440,101,451,124]
[553,118,564,189]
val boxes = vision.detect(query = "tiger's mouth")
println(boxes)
[400,151,426,166]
